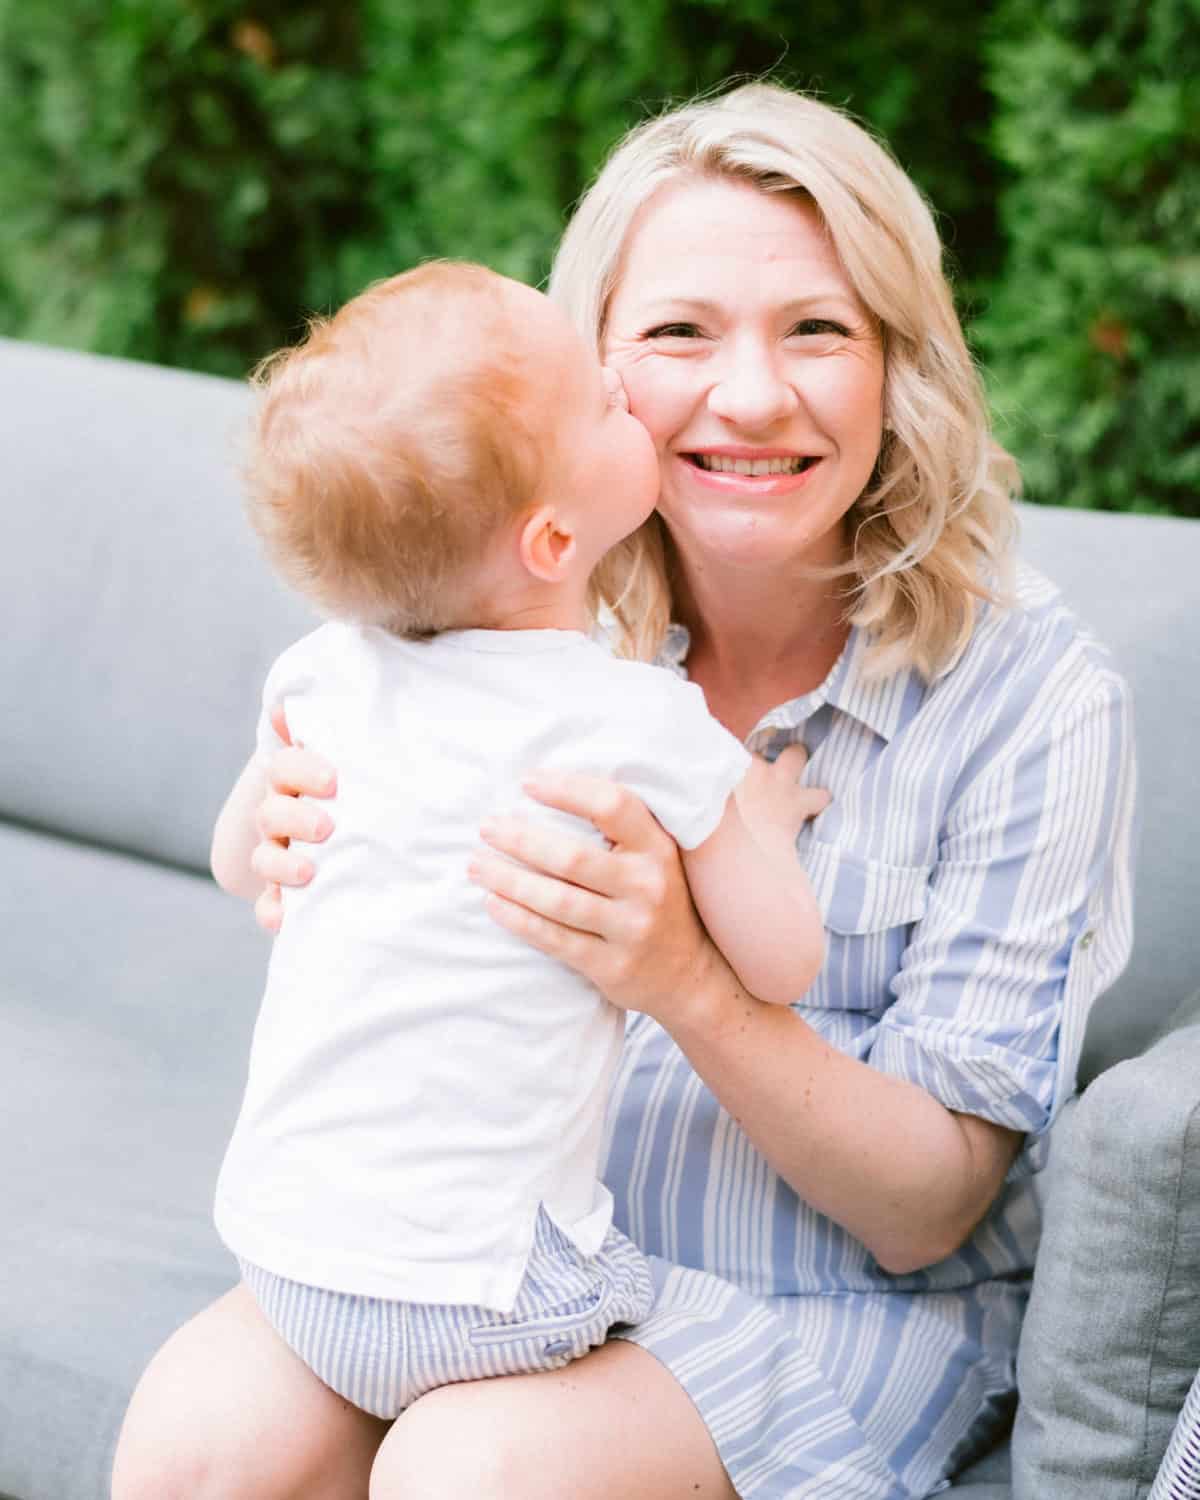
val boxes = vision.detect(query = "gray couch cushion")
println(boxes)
[0,822,259,1500]
[1011,1013,1200,1500]
[0,337,316,874]
[1015,504,1200,1080]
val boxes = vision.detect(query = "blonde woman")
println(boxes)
[114,84,1135,1500]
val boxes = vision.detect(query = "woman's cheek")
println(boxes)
[614,359,694,451]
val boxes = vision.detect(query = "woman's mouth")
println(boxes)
[689,454,817,476]
[679,451,822,493]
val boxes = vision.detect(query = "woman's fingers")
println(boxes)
[254,883,284,934]
[255,791,333,847]
[521,771,668,852]
[251,837,314,888]
[478,890,607,975]
[468,850,611,937]
[266,746,337,801]
[269,702,293,747]
[478,814,618,896]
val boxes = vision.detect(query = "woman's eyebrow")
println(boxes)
[633,292,865,318]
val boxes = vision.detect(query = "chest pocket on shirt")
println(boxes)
[804,841,932,935]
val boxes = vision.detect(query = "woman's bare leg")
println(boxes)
[112,1284,389,1500]
[369,1339,737,1500]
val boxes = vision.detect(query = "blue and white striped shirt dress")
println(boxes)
[603,561,1137,1498]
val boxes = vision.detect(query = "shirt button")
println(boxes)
[1078,929,1096,949]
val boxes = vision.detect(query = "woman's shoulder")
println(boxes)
[943,557,1129,717]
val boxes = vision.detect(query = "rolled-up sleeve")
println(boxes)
[869,668,1136,1149]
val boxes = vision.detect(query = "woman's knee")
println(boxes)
[369,1384,518,1500]
[112,1287,385,1500]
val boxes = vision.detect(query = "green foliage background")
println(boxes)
[0,0,1195,515]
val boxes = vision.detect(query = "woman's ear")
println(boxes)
[518,504,577,583]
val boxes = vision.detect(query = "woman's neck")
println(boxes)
[672,555,852,740]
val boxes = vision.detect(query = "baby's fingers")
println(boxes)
[793,786,833,821]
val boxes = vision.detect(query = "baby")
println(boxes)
[211,261,826,1421]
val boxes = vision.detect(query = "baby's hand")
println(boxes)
[736,744,830,855]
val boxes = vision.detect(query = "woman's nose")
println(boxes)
[706,345,799,430]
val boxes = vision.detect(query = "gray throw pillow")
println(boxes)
[1012,1002,1200,1499]
[1148,1364,1200,1498]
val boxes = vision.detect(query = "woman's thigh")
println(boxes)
[112,1284,389,1500]
[369,1338,737,1500]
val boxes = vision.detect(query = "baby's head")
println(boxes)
[246,261,658,636]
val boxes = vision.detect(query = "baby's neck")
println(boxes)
[469,580,591,635]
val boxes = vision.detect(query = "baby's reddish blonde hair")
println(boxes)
[246,261,544,635]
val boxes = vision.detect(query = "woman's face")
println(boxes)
[602,176,885,575]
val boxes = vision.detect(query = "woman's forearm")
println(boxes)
[663,951,1022,1274]
[211,756,270,901]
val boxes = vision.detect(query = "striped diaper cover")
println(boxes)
[239,1206,654,1419]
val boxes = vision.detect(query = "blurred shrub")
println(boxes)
[0,0,997,377]
[977,0,1200,515]
[336,0,999,300]
[0,0,371,376]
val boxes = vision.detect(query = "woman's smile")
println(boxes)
[678,446,824,496]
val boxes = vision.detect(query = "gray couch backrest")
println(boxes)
[2,337,1196,1075]
[1,337,317,873]
[1015,501,1199,1077]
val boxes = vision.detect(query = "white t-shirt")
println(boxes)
[214,624,750,1311]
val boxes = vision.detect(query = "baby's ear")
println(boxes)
[517,504,577,582]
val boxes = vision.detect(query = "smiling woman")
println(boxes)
[125,83,1135,1500]
[603,180,885,632]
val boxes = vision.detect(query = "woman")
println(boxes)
[114,83,1134,1499]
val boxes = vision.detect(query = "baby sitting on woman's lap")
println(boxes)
[210,260,827,1420]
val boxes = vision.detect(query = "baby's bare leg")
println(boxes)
[369,1339,736,1500]
[112,1284,388,1500]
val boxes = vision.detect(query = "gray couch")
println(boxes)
[1,335,1197,1500]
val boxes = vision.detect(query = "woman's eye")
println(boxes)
[790,319,850,339]
[643,322,702,339]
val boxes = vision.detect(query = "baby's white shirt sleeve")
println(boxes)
[252,627,337,769]
[611,667,752,850]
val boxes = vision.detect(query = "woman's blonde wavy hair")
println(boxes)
[550,82,1019,678]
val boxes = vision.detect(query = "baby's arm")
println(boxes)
[681,751,827,1005]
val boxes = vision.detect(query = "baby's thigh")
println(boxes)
[112,1284,388,1500]
[369,1339,736,1500]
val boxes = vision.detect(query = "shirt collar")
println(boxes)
[659,621,917,745]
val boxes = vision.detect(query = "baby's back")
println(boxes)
[216,622,711,1311]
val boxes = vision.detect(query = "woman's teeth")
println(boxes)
[692,455,814,475]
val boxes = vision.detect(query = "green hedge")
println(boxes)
[0,0,1193,516]
[0,0,997,373]
[976,0,1200,516]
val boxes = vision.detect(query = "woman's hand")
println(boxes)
[250,705,337,933]
[467,772,721,1025]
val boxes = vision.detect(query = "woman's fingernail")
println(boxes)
[479,819,499,840]
[312,814,332,839]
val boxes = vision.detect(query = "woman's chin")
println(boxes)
[660,502,848,576]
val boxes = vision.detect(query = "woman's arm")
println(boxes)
[211,754,273,901]
[212,705,337,929]
[468,772,1021,1275]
